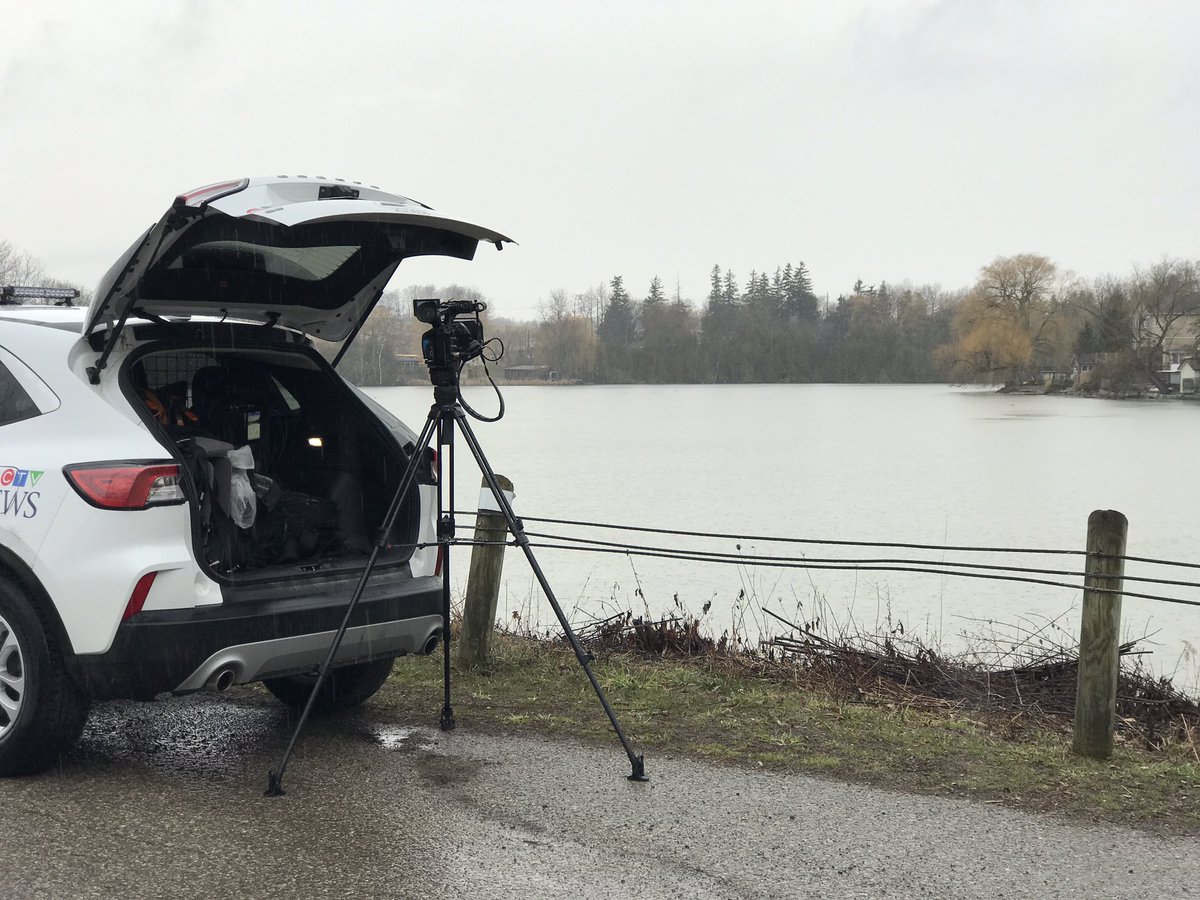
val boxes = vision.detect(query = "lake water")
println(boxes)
[367,384,1200,685]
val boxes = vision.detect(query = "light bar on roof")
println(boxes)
[1,285,80,301]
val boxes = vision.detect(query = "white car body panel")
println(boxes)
[0,319,217,654]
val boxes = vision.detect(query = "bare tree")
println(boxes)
[0,240,47,287]
[536,288,571,323]
[533,288,598,379]
[1130,259,1200,377]
[573,282,608,330]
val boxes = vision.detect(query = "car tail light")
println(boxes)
[64,462,186,510]
[435,544,444,577]
[174,177,249,209]
[122,571,158,620]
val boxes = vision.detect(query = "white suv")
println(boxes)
[0,176,510,775]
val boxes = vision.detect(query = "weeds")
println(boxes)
[558,587,1200,751]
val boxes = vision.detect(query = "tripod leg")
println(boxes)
[453,411,647,782]
[265,407,441,797]
[438,415,456,731]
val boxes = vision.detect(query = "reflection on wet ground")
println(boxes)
[74,690,291,779]
[74,689,459,784]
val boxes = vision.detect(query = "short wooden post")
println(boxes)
[1072,509,1127,760]
[457,474,513,670]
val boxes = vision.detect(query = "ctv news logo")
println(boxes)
[1,466,43,519]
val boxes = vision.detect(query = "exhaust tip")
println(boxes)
[207,667,236,692]
[422,635,440,656]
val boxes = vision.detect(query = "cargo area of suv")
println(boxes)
[124,337,421,581]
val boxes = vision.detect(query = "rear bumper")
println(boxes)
[75,572,442,700]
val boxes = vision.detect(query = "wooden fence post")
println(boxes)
[1072,509,1127,760]
[457,474,513,670]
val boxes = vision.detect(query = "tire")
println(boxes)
[0,575,89,776]
[262,657,395,714]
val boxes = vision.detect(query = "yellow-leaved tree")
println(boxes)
[941,254,1066,385]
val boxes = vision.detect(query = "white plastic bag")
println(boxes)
[227,445,257,529]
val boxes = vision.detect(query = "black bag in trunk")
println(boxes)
[282,492,341,560]
[248,487,340,566]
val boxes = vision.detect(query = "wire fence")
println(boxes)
[438,510,1200,611]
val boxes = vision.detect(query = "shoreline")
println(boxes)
[364,378,1200,399]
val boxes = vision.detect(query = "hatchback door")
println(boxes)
[84,176,512,345]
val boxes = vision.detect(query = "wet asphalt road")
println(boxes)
[1,689,1197,900]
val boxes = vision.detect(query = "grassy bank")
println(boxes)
[375,632,1200,835]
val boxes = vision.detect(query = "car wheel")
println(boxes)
[0,576,89,776]
[262,658,396,714]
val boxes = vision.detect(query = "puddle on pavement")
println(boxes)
[371,725,436,752]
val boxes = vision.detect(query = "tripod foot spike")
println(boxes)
[265,771,286,797]
[440,707,457,731]
[627,755,649,782]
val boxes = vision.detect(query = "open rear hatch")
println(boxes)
[103,176,507,582]
[85,176,512,380]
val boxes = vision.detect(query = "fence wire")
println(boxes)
[440,509,1200,610]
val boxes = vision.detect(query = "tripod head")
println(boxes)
[414,298,487,389]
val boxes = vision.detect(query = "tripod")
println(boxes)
[267,315,647,795]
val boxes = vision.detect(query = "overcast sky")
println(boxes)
[2,1,1197,319]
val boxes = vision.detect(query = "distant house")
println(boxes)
[1071,352,1114,386]
[504,365,558,382]
[1040,367,1070,388]
[396,354,422,372]
[1159,358,1199,394]
[1161,315,1200,368]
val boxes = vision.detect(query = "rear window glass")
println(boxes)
[138,218,477,311]
[0,361,38,427]
[166,242,359,283]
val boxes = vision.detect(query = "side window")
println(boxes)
[0,360,38,427]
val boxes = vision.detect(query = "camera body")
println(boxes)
[413,298,487,386]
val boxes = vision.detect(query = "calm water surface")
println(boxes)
[367,384,1200,683]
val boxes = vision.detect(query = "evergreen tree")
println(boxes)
[722,270,738,305]
[703,268,742,381]
[645,275,666,306]
[598,274,636,381]
[1096,283,1134,352]
[1076,320,1098,353]
[707,264,723,308]
[782,261,819,322]
[636,276,671,380]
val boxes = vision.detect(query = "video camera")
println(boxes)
[413,298,487,386]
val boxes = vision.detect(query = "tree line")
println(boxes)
[4,235,1196,388]
[498,254,1197,388]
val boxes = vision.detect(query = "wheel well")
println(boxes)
[0,546,78,661]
